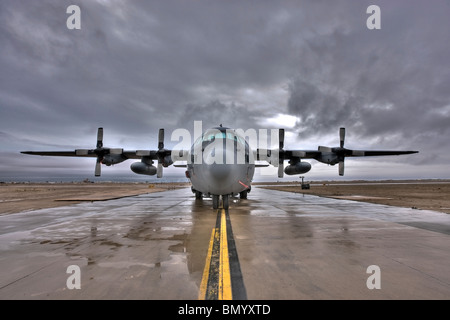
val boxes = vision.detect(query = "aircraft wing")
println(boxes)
[21,128,188,177]
[259,128,418,177]
[21,150,143,159]
[21,151,94,157]
[345,150,419,157]
[283,149,418,159]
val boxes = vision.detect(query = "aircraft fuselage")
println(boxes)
[186,127,254,198]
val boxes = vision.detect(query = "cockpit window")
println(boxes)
[193,130,247,147]
[190,128,251,164]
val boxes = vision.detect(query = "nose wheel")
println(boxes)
[212,195,219,209]
[222,194,229,210]
[212,194,229,210]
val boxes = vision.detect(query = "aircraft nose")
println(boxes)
[209,164,231,180]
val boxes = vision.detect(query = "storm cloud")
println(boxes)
[1,0,449,180]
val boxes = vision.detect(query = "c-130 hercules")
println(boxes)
[22,126,418,209]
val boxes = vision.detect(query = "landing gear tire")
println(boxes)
[239,190,248,199]
[195,191,202,199]
[222,195,229,210]
[212,195,219,210]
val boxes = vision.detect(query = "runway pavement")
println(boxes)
[0,186,449,299]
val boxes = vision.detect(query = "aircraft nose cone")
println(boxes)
[209,164,231,180]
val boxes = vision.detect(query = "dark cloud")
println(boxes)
[285,1,450,167]
[1,0,449,179]
[175,100,265,132]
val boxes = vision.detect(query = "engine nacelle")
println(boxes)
[102,154,126,166]
[130,162,157,175]
[163,155,173,167]
[284,162,311,175]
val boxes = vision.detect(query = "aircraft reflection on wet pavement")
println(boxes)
[1,187,449,299]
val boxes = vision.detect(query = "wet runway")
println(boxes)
[0,187,449,299]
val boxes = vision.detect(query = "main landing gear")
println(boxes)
[239,186,251,199]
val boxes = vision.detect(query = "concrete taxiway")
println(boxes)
[0,187,449,299]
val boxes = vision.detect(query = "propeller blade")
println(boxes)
[278,163,284,178]
[95,157,102,176]
[340,127,345,148]
[157,162,163,178]
[97,127,104,149]
[339,161,344,176]
[156,128,165,177]
[278,128,285,178]
[158,128,164,150]
[279,128,285,150]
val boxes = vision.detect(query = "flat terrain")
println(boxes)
[0,182,189,215]
[1,180,450,215]
[258,179,450,214]
[1,186,449,299]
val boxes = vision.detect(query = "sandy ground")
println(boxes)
[0,182,189,215]
[1,180,450,215]
[258,179,450,214]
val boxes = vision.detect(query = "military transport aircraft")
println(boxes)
[21,126,418,209]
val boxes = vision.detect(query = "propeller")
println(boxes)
[75,127,123,177]
[318,127,350,176]
[134,128,172,178]
[278,128,285,178]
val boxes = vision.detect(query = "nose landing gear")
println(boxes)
[212,195,219,209]
[212,194,229,210]
[222,194,229,210]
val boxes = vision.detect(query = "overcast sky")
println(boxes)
[1,0,449,181]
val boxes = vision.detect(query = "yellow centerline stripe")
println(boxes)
[219,209,233,300]
[198,228,216,300]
